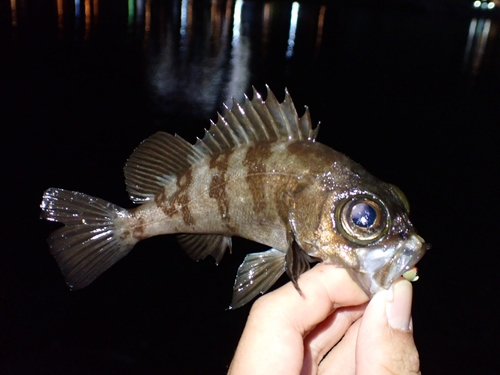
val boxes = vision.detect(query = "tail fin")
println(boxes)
[40,188,136,290]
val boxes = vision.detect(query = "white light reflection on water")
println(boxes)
[29,1,326,117]
[232,0,243,47]
[463,17,496,77]
[473,19,491,73]
[149,0,241,117]
[464,18,478,66]
[179,0,192,53]
[136,0,144,27]
[180,0,188,37]
[225,0,250,106]
[286,2,300,58]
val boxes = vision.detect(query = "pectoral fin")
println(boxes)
[285,240,311,296]
[229,248,286,309]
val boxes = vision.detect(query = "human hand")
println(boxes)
[227,263,420,375]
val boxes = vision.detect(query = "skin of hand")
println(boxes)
[227,263,421,375]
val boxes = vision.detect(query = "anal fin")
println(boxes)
[229,248,286,309]
[177,234,232,264]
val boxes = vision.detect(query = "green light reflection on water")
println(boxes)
[128,0,134,27]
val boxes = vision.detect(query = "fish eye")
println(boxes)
[351,203,377,228]
[334,195,390,245]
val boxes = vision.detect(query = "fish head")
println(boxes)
[291,167,428,296]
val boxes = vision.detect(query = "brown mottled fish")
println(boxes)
[40,87,428,308]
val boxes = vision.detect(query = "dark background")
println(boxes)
[1,0,499,373]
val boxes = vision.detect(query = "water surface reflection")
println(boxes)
[463,16,499,78]
[142,0,321,117]
[4,0,499,128]
[8,1,499,116]
[147,0,249,117]
[6,0,335,117]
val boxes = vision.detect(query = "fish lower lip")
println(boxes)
[380,235,427,289]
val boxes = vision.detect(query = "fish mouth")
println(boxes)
[351,234,427,296]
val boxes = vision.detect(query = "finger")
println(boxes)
[317,318,362,375]
[227,264,369,375]
[301,304,366,375]
[356,279,421,375]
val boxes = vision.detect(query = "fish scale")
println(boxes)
[40,86,428,309]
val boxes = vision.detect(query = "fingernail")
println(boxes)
[385,280,413,332]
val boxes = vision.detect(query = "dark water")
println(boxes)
[1,0,499,373]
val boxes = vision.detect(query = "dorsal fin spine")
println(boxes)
[175,134,208,159]
[223,103,252,145]
[283,89,301,140]
[250,88,280,140]
[299,106,311,139]
[223,109,246,147]
[240,94,270,141]
[266,86,301,141]
[310,121,320,141]
[218,109,242,147]
[262,87,289,138]
[203,129,223,152]
[209,120,231,149]
[231,99,260,142]
[231,98,255,139]
[195,137,212,155]
[217,114,238,148]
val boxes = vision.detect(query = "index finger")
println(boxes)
[227,264,369,375]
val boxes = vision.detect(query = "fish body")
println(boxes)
[41,87,427,308]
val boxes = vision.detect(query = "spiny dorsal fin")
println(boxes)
[194,86,320,154]
[124,87,319,203]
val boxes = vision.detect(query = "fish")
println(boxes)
[40,86,428,309]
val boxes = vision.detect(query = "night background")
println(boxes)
[1,0,499,373]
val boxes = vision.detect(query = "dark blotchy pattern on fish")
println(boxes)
[209,150,233,227]
[243,144,273,215]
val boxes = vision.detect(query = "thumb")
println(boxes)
[356,279,421,375]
